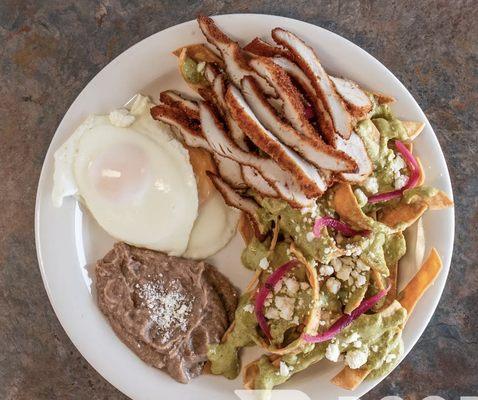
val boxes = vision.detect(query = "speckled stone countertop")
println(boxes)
[1,1,477,399]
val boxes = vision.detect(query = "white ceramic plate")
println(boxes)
[35,14,454,400]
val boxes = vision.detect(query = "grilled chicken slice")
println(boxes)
[272,58,371,124]
[207,72,276,195]
[159,90,200,120]
[210,73,277,196]
[249,57,318,139]
[268,58,372,180]
[200,102,314,207]
[272,28,353,140]
[150,104,210,150]
[334,132,373,182]
[225,85,327,197]
[214,154,247,189]
[152,103,248,189]
[330,77,372,119]
[241,75,356,173]
[242,165,278,197]
[271,56,316,98]
[197,15,275,97]
[207,172,267,237]
[244,37,290,58]
[210,74,249,150]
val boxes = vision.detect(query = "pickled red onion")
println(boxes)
[303,284,391,343]
[368,140,420,204]
[313,216,370,238]
[254,260,299,340]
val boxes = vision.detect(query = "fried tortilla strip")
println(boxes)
[330,76,372,119]
[250,56,318,139]
[402,120,425,141]
[238,212,256,244]
[197,15,275,96]
[188,147,217,205]
[427,191,454,210]
[333,183,373,230]
[150,104,210,150]
[405,189,454,210]
[177,47,209,92]
[200,101,314,207]
[226,85,328,197]
[207,172,267,237]
[379,190,453,229]
[372,91,396,105]
[272,28,353,140]
[416,157,425,185]
[398,248,442,315]
[379,201,428,230]
[244,37,290,58]
[159,90,200,120]
[331,366,371,390]
[241,75,357,172]
[173,43,224,66]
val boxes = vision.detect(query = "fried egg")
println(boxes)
[52,95,198,255]
[52,94,239,258]
[184,187,240,259]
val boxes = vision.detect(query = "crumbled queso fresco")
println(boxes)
[258,257,269,270]
[322,255,370,294]
[136,279,193,343]
[345,348,369,369]
[263,275,309,324]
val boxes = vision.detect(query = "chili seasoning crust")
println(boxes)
[95,242,238,383]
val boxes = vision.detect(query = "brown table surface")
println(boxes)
[1,1,477,399]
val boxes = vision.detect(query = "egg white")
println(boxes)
[52,95,198,255]
[183,187,240,259]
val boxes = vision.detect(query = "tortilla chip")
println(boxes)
[424,190,454,210]
[269,217,280,251]
[187,146,217,206]
[416,157,425,186]
[243,360,259,389]
[402,120,425,140]
[333,183,372,230]
[331,366,370,390]
[257,244,320,355]
[380,187,452,229]
[173,43,224,67]
[372,91,395,105]
[398,248,442,315]
[239,212,256,245]
[379,201,428,230]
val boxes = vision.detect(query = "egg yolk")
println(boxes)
[88,142,151,203]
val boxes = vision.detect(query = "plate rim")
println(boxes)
[35,13,455,400]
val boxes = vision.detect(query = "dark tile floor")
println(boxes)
[0,1,476,399]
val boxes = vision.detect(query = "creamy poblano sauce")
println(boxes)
[206,94,439,388]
